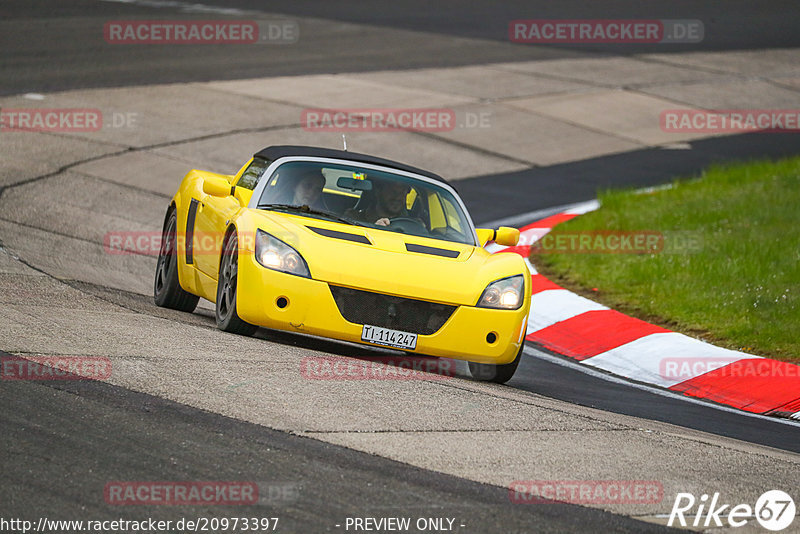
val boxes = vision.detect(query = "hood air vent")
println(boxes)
[405,243,460,258]
[307,226,371,244]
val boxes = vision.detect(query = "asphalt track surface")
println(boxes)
[0,357,675,533]
[4,0,800,95]
[2,1,799,532]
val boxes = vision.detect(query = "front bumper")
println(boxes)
[236,254,528,364]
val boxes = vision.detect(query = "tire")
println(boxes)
[154,209,199,312]
[468,343,523,384]
[215,232,258,336]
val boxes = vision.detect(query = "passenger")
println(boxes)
[273,168,326,209]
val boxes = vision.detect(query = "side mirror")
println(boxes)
[203,176,232,198]
[476,226,520,247]
[496,226,520,246]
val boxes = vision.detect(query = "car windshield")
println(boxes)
[256,161,475,245]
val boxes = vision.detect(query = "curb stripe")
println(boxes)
[530,274,562,294]
[527,310,669,361]
[774,399,800,414]
[495,245,531,257]
[582,332,752,388]
[526,212,578,230]
[669,360,800,413]
[526,289,607,333]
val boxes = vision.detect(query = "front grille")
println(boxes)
[329,285,456,335]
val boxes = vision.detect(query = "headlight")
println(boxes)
[254,230,311,278]
[477,275,524,310]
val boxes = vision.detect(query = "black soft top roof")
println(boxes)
[254,145,448,185]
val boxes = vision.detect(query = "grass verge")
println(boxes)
[533,156,800,362]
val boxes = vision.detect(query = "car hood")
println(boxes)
[246,210,527,306]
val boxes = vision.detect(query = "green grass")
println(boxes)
[534,156,800,362]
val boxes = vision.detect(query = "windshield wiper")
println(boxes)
[256,203,361,227]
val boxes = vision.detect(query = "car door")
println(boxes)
[191,159,272,279]
[192,190,241,280]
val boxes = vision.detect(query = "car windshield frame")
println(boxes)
[248,156,479,246]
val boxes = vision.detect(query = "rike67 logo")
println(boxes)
[668,490,795,531]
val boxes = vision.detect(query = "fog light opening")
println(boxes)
[276,296,289,309]
[486,332,497,344]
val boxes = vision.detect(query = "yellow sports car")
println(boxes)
[154,146,530,383]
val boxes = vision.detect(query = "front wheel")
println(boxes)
[215,232,258,336]
[154,210,199,312]
[468,343,523,384]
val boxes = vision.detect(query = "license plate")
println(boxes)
[361,325,417,350]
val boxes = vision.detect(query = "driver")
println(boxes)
[349,179,412,226]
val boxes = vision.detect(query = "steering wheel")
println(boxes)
[388,217,428,235]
